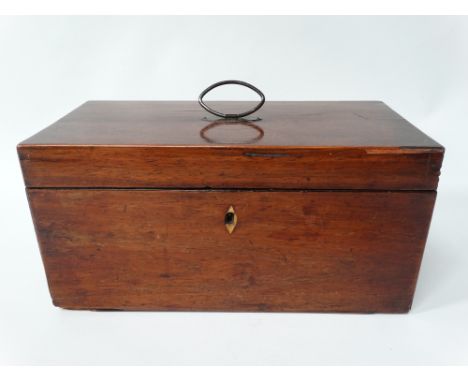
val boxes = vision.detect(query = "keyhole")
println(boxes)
[224,206,237,234]
[225,212,235,225]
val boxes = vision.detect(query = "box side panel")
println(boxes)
[27,189,436,313]
[18,146,443,190]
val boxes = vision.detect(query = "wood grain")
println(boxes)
[28,189,436,313]
[19,101,444,313]
[19,101,443,147]
[18,146,443,190]
[18,101,444,190]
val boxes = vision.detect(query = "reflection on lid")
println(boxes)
[200,119,264,144]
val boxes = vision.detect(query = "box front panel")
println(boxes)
[19,146,443,191]
[28,189,436,313]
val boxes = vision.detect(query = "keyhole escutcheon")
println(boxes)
[225,206,237,234]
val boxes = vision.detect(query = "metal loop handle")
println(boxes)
[198,80,265,119]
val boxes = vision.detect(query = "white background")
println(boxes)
[0,16,467,365]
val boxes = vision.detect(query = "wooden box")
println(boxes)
[18,101,444,313]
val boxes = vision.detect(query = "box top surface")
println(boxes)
[20,101,442,149]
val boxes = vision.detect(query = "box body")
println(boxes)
[18,101,444,313]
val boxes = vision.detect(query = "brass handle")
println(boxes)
[198,80,265,119]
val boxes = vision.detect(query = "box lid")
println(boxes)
[18,101,444,190]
